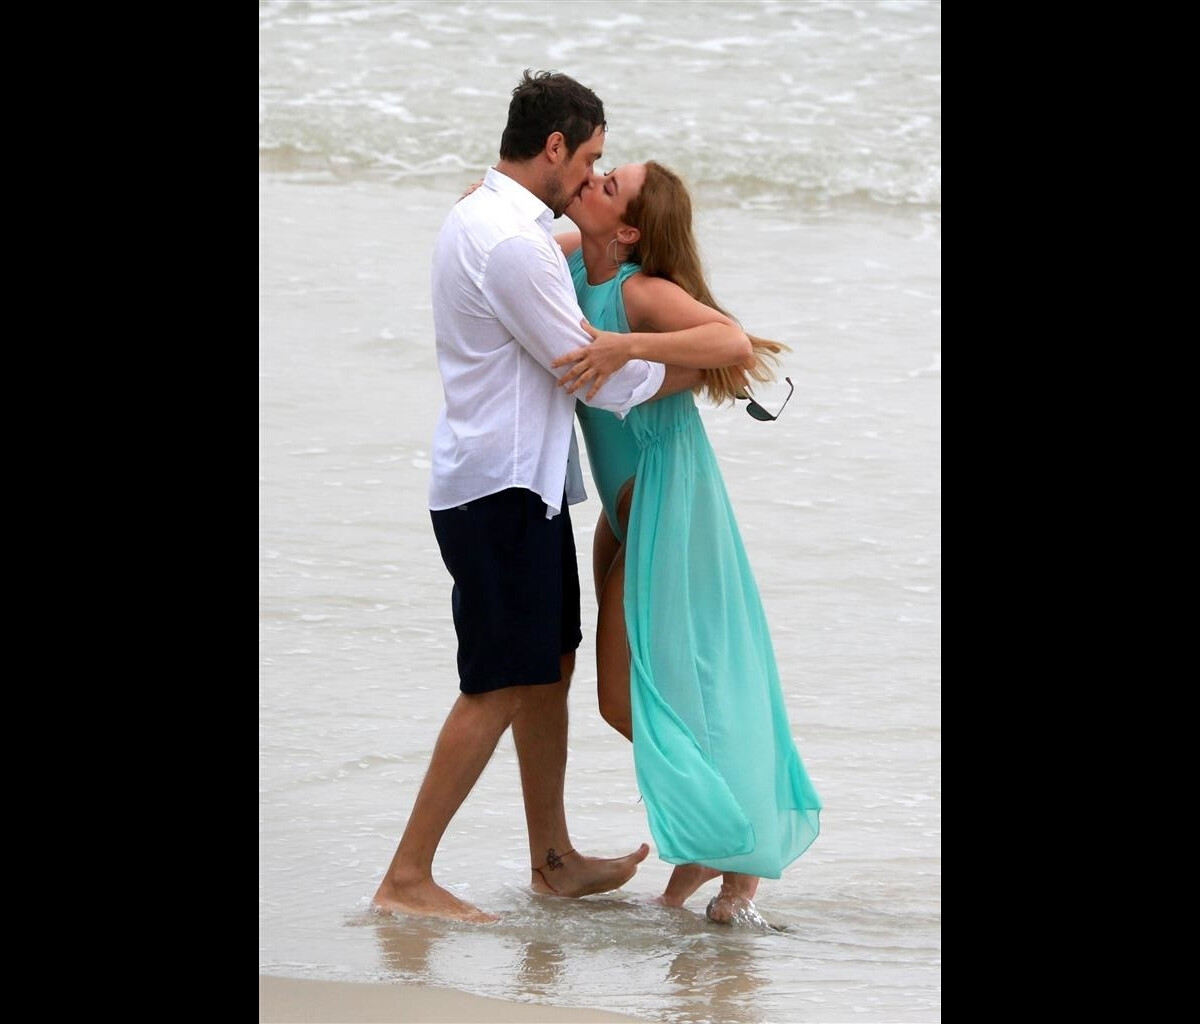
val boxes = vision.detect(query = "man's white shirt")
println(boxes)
[428,166,665,518]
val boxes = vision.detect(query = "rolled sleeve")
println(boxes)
[585,358,665,416]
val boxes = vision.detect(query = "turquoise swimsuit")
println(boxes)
[569,249,821,877]
[572,257,642,544]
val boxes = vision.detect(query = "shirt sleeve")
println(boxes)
[481,234,665,416]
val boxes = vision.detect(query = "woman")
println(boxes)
[553,161,822,924]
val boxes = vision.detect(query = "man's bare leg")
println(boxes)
[372,686,525,922]
[512,652,648,897]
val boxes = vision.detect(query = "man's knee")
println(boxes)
[458,685,525,717]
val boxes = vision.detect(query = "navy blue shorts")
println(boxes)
[430,488,582,694]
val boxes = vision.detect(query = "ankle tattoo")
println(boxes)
[531,847,576,895]
[534,847,574,873]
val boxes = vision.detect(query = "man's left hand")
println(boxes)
[552,319,633,401]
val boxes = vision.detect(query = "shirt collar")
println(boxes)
[484,166,553,228]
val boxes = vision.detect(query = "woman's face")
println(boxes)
[568,162,647,236]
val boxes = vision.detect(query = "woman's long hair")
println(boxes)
[622,161,787,404]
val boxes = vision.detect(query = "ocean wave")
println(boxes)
[260,0,939,209]
[259,141,939,210]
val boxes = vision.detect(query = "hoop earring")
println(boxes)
[606,237,627,267]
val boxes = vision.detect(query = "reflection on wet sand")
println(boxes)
[373,916,444,979]
[516,939,567,994]
[666,934,773,1024]
[370,896,792,1024]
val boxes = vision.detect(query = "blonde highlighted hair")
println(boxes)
[622,161,787,404]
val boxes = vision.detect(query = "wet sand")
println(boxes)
[259,974,645,1022]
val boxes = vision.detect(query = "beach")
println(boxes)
[260,974,641,1023]
[260,4,940,1021]
[259,169,939,1023]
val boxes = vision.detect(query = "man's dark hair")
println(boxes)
[499,69,606,161]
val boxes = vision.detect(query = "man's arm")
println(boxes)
[481,235,663,415]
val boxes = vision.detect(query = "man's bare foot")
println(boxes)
[372,876,498,924]
[530,843,650,897]
[654,864,722,908]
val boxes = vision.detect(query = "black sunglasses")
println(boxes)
[737,376,794,421]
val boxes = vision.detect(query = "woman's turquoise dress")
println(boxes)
[570,250,821,878]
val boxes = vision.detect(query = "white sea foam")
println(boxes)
[259,0,941,206]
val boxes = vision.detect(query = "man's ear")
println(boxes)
[544,131,566,164]
[616,225,640,246]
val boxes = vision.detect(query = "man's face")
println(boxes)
[545,124,605,218]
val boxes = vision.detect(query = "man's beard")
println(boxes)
[544,171,573,218]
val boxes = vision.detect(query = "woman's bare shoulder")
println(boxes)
[621,269,683,308]
[623,272,730,331]
[555,232,582,257]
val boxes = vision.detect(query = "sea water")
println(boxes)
[260,3,940,1021]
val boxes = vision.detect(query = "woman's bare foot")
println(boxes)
[530,843,650,897]
[705,873,764,926]
[372,875,499,924]
[655,864,721,907]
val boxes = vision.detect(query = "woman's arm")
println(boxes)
[553,273,752,399]
[623,274,750,366]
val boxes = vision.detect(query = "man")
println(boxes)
[372,70,696,922]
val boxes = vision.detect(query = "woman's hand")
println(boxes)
[553,319,634,400]
[457,178,484,202]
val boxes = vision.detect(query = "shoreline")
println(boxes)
[259,975,645,1023]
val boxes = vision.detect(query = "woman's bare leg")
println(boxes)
[596,545,632,740]
[656,864,722,907]
[593,479,721,906]
[595,480,635,740]
[706,872,762,924]
[593,511,620,606]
